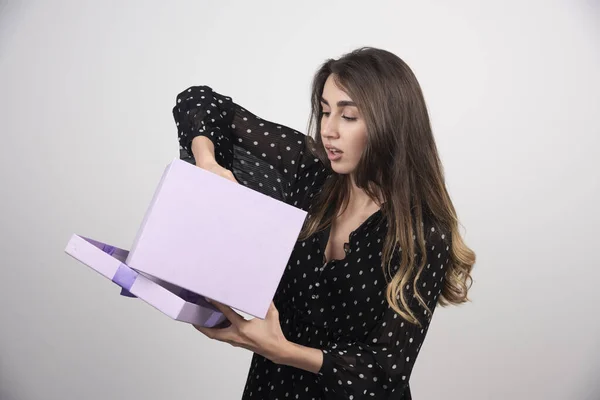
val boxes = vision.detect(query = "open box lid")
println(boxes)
[65,234,228,327]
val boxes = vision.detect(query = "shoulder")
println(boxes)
[297,136,327,178]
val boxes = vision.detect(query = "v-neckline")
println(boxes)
[320,207,384,265]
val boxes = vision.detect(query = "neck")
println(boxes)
[347,174,384,212]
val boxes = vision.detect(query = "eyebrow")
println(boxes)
[320,97,357,108]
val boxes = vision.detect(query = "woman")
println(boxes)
[172,46,475,399]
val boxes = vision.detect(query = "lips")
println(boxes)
[325,145,343,154]
[325,144,343,161]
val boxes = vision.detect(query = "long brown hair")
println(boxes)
[298,47,475,326]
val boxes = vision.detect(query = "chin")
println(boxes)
[330,162,356,175]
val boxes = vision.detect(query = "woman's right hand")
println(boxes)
[197,160,238,184]
[190,136,238,183]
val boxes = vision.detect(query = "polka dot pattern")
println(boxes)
[173,86,451,399]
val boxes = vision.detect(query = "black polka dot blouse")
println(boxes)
[173,85,451,400]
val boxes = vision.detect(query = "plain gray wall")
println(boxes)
[1,1,599,399]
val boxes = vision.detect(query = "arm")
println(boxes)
[190,136,217,168]
[172,85,320,202]
[279,341,324,374]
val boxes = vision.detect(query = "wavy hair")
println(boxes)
[298,47,475,325]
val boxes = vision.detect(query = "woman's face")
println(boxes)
[320,74,368,175]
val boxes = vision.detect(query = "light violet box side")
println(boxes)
[125,158,307,319]
[127,160,175,261]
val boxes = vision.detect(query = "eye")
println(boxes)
[320,111,356,121]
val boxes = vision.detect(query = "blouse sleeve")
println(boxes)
[172,85,319,204]
[315,226,452,398]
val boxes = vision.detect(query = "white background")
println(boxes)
[1,1,599,399]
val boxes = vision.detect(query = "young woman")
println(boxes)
[172,46,475,399]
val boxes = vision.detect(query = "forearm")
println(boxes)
[191,136,217,167]
[278,341,324,374]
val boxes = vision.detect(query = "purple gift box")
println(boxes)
[65,158,308,326]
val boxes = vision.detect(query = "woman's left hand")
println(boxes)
[194,300,290,365]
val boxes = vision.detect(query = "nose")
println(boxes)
[321,115,340,140]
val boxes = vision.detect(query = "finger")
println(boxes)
[194,324,216,337]
[199,318,232,330]
[267,301,279,318]
[269,301,277,312]
[215,319,232,329]
[194,324,213,337]
[226,171,238,183]
[194,324,229,342]
[196,325,245,349]
[207,299,245,326]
